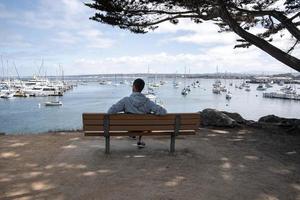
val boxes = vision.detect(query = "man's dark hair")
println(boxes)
[133,78,145,92]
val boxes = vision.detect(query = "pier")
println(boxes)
[263,92,300,100]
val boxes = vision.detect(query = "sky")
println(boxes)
[0,0,299,76]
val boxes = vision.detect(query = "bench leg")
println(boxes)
[170,133,175,153]
[105,136,110,154]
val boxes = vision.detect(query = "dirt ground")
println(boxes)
[0,127,300,200]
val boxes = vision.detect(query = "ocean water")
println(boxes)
[0,78,299,134]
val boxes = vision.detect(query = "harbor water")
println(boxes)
[0,78,300,134]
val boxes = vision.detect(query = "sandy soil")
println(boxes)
[0,127,300,200]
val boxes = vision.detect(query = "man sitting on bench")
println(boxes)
[107,78,167,148]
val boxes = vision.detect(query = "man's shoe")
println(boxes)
[129,136,136,140]
[137,141,146,148]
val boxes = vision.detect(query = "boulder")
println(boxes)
[221,111,247,124]
[201,108,237,127]
[258,115,300,126]
[258,115,282,124]
[258,115,300,134]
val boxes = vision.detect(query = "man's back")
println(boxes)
[107,92,166,115]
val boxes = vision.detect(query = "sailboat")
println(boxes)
[144,66,157,100]
[225,92,232,100]
[212,66,222,94]
[181,66,190,96]
[113,74,120,86]
[212,87,221,94]
[173,72,180,88]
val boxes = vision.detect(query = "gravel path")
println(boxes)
[0,128,299,200]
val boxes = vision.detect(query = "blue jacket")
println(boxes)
[107,92,167,115]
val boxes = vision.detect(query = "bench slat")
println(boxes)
[109,125,198,131]
[83,113,200,120]
[84,131,196,136]
[83,114,105,120]
[83,119,200,126]
[84,125,104,131]
[109,114,176,120]
[109,125,175,131]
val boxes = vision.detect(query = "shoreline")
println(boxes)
[1,110,299,135]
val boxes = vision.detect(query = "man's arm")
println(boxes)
[107,98,127,114]
[148,101,167,115]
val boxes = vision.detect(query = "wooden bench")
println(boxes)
[82,113,200,154]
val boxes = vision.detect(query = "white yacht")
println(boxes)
[24,86,62,96]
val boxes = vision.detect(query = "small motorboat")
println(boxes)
[212,87,221,94]
[0,91,15,99]
[145,93,156,101]
[226,92,232,100]
[256,84,266,91]
[173,83,179,88]
[44,101,63,106]
[181,88,188,96]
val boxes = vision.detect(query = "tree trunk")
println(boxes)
[218,0,300,72]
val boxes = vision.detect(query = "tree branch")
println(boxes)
[229,5,300,40]
[126,9,198,15]
[287,40,299,54]
[218,0,300,72]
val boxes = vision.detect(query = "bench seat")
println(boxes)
[82,113,200,153]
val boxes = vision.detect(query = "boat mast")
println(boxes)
[38,59,44,78]
[6,59,10,82]
[147,66,150,93]
[184,66,186,87]
[59,64,64,83]
[13,61,21,80]
[1,55,4,81]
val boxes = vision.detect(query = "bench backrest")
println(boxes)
[82,113,200,136]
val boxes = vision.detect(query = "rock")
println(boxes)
[0,132,5,136]
[258,115,300,126]
[246,120,261,128]
[201,108,237,127]
[222,111,247,124]
[258,115,282,124]
[258,115,300,134]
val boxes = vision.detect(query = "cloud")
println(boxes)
[0,32,32,48]
[2,0,115,51]
[154,19,299,70]
[78,29,114,48]
[0,3,15,19]
[50,29,114,48]
[11,0,90,30]
[52,32,78,45]
[154,20,239,48]
[65,48,291,75]
[1,0,297,76]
